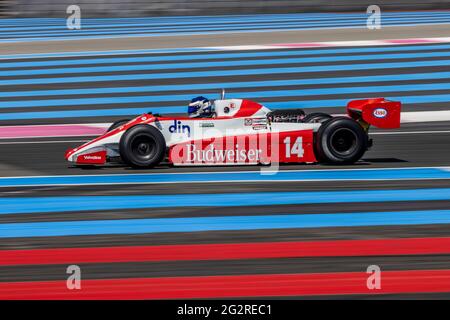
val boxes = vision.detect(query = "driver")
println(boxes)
[188,96,213,118]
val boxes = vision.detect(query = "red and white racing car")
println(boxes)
[65,96,401,168]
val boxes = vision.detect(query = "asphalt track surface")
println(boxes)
[2,12,450,43]
[0,11,450,42]
[0,13,450,299]
[3,24,450,57]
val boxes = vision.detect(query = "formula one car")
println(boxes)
[65,95,401,168]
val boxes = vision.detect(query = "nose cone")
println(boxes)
[65,148,76,161]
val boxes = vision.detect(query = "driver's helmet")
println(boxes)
[188,96,212,118]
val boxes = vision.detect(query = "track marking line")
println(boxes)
[1,36,450,59]
[2,209,450,238]
[1,269,450,299]
[0,166,450,187]
[0,130,450,145]
[2,111,450,139]
[1,191,450,215]
[0,140,87,145]
[0,129,446,142]
[1,237,449,266]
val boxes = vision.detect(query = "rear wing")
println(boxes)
[347,98,401,129]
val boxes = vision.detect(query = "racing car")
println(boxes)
[65,95,401,168]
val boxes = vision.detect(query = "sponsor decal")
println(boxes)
[373,108,388,118]
[245,118,267,126]
[169,120,191,137]
[200,122,215,128]
[186,144,262,164]
[251,118,268,130]
[252,125,268,131]
[83,155,102,160]
[252,118,268,125]
[76,150,106,164]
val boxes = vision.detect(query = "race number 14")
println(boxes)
[284,136,304,158]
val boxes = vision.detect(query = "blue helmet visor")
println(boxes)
[188,105,200,114]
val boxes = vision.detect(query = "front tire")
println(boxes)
[119,125,166,168]
[315,117,368,164]
[107,119,130,132]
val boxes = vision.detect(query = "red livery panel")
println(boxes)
[169,130,315,165]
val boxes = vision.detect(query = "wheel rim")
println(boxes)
[130,134,157,162]
[330,128,357,156]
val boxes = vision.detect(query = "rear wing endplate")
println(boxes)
[347,98,401,129]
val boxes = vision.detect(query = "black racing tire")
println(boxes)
[119,125,166,168]
[107,119,131,132]
[303,112,332,123]
[315,117,368,164]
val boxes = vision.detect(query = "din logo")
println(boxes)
[169,120,191,137]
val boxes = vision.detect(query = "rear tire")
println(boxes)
[315,117,368,164]
[107,119,130,132]
[303,112,332,123]
[119,125,166,168]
